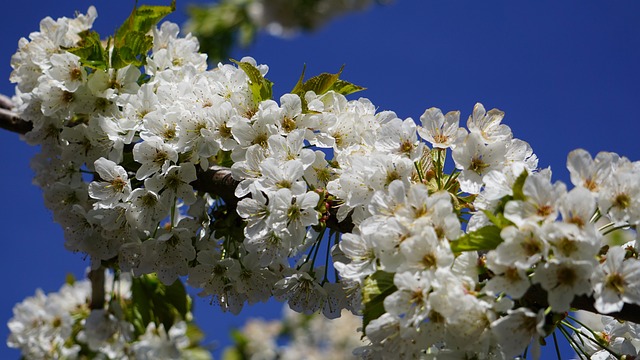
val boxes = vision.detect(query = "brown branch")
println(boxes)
[2,94,640,325]
[521,283,640,325]
[191,165,241,207]
[0,93,13,110]
[0,95,32,134]
[88,267,105,310]
[572,294,640,324]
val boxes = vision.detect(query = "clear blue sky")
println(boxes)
[1,1,640,358]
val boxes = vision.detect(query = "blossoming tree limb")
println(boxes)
[4,2,640,359]
[3,90,640,326]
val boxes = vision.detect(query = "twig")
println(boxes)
[0,107,32,134]
[88,267,105,310]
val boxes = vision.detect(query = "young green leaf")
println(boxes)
[512,170,529,201]
[163,277,190,319]
[216,149,234,168]
[131,275,154,336]
[65,30,108,70]
[291,66,366,96]
[221,348,244,360]
[291,64,307,95]
[65,273,76,285]
[293,66,343,95]
[362,270,397,335]
[186,323,206,344]
[449,225,503,253]
[482,209,513,229]
[185,348,214,360]
[111,1,176,69]
[329,79,366,96]
[110,31,154,69]
[116,0,176,42]
[231,59,273,104]
[291,65,365,113]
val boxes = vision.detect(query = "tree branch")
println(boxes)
[88,267,105,310]
[0,93,13,110]
[521,283,640,325]
[0,95,32,134]
[1,94,639,325]
[192,165,241,207]
[572,295,640,324]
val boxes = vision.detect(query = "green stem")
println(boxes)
[598,221,616,233]
[443,170,459,190]
[566,315,598,338]
[170,195,177,228]
[590,208,601,224]
[558,324,591,360]
[321,230,334,284]
[309,228,324,271]
[562,321,622,359]
[414,161,424,183]
[602,223,634,236]
[333,232,341,281]
[552,331,562,360]
[299,227,325,270]
[435,149,444,189]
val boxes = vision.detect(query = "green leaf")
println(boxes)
[482,209,513,229]
[65,273,76,285]
[150,277,188,331]
[129,274,191,336]
[111,1,175,69]
[216,149,234,168]
[131,275,154,336]
[111,31,154,69]
[512,170,529,201]
[221,348,244,360]
[329,79,366,95]
[293,67,342,95]
[229,329,249,347]
[116,1,176,42]
[231,59,273,104]
[222,329,250,360]
[290,65,364,113]
[449,225,503,253]
[186,2,253,63]
[186,323,206,344]
[65,30,108,69]
[291,65,365,96]
[163,277,189,319]
[362,271,397,335]
[185,348,214,360]
[291,64,307,96]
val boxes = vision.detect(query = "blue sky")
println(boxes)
[1,0,640,358]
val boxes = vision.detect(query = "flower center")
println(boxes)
[469,156,489,174]
[605,272,626,294]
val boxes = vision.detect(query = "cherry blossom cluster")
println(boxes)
[8,5,640,359]
[335,109,640,358]
[10,6,351,317]
[7,271,207,359]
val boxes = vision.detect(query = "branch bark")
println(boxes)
[521,283,640,325]
[0,94,32,134]
[88,267,105,310]
[1,95,639,325]
[192,165,241,207]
